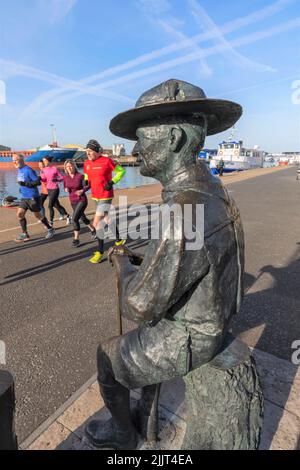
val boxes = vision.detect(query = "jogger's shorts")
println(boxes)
[94,199,113,216]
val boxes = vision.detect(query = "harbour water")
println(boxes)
[0,166,156,201]
[0,162,277,202]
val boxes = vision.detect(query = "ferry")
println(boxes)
[209,129,264,173]
[0,144,78,169]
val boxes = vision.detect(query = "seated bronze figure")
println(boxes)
[85,79,263,450]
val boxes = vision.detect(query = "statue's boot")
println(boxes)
[85,382,138,450]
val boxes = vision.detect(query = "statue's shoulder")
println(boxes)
[170,189,209,206]
[170,187,229,207]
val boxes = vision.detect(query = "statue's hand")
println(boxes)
[108,246,126,265]
[108,245,137,266]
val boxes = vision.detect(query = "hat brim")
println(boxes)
[109,98,242,140]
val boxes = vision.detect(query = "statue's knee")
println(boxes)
[97,342,115,384]
[97,336,119,361]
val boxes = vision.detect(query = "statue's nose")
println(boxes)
[131,142,140,157]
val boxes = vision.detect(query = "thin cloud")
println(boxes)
[0,59,134,104]
[222,0,296,31]
[0,80,6,105]
[135,0,171,16]
[188,0,276,72]
[157,18,213,77]
[22,0,297,116]
[142,1,212,76]
[37,16,300,117]
[38,0,77,24]
[162,17,186,29]
[140,0,212,76]
[214,74,299,98]
[71,17,300,90]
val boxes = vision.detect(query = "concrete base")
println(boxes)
[22,347,300,451]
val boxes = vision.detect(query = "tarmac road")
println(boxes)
[229,166,300,360]
[0,166,299,442]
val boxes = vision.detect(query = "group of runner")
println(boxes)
[12,139,126,264]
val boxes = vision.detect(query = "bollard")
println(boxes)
[0,370,18,450]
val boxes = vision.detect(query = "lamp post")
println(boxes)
[50,124,57,147]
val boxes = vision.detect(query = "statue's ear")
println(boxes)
[170,126,184,151]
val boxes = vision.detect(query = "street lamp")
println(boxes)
[50,124,57,147]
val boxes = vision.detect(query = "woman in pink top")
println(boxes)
[63,160,95,247]
[40,156,71,226]
[38,160,48,217]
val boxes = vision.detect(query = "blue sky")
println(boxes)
[0,0,299,152]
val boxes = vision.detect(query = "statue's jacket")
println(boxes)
[115,163,245,389]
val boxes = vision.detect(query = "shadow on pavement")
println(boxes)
[0,238,150,286]
[0,226,74,256]
[0,206,155,257]
[232,246,300,449]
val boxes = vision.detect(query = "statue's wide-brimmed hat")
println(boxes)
[110,79,242,140]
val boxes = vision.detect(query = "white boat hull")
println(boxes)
[210,157,263,172]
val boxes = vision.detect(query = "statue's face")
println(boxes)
[136,124,170,177]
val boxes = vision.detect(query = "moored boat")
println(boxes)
[209,128,264,173]
[0,145,78,169]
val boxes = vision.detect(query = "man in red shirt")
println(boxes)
[84,140,126,263]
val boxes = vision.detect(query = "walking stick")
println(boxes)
[145,383,161,444]
[111,248,161,444]
[115,274,123,336]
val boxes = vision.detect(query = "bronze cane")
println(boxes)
[111,247,161,444]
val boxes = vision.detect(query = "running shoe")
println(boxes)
[115,239,126,247]
[58,214,65,221]
[66,216,72,226]
[89,251,103,264]
[49,221,54,227]
[15,233,30,243]
[45,228,55,240]
[72,239,80,247]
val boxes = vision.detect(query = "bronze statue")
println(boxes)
[85,79,263,450]
[0,370,18,450]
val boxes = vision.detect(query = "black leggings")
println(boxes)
[40,193,48,208]
[71,201,90,231]
[47,189,68,222]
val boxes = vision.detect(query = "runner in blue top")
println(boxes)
[18,165,40,199]
[12,154,55,242]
